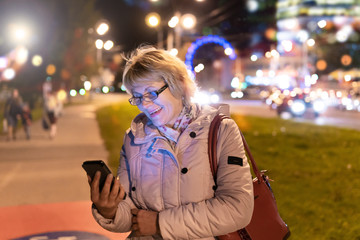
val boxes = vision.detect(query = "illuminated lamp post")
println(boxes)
[145,12,163,49]
[168,12,197,51]
[94,21,111,64]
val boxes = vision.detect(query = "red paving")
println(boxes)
[0,201,129,240]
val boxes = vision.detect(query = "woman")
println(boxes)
[44,91,58,139]
[4,89,22,141]
[88,45,254,239]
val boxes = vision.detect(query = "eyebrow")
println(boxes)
[132,86,158,96]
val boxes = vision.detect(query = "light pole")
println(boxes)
[93,21,113,64]
[145,12,163,49]
[168,12,197,52]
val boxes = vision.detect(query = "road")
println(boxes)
[0,93,130,240]
[223,99,360,131]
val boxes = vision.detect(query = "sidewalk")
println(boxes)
[0,93,129,240]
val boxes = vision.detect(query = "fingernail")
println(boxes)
[116,176,120,181]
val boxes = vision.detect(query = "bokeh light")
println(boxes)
[32,55,43,67]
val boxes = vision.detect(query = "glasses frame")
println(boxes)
[128,84,169,106]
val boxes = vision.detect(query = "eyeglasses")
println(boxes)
[128,84,168,106]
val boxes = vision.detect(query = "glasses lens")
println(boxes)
[129,97,140,105]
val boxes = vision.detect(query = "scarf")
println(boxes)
[157,104,197,144]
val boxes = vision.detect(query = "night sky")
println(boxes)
[94,0,276,53]
[0,0,276,54]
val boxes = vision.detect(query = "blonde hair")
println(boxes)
[122,45,197,107]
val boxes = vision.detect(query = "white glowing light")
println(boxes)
[3,68,16,80]
[210,94,220,103]
[70,89,77,97]
[290,100,306,115]
[317,20,327,29]
[344,75,352,82]
[102,86,110,93]
[224,47,233,56]
[32,55,43,66]
[231,91,244,99]
[250,54,258,61]
[79,88,86,96]
[281,40,293,52]
[95,39,104,49]
[169,48,178,56]
[271,49,279,57]
[307,38,315,47]
[15,46,28,65]
[247,0,259,12]
[297,30,309,43]
[181,14,197,29]
[192,91,221,105]
[231,77,240,88]
[84,81,92,91]
[96,23,109,35]
[146,13,161,28]
[104,40,114,50]
[0,57,7,69]
[168,16,179,28]
[194,63,205,73]
[149,16,160,27]
[256,69,263,77]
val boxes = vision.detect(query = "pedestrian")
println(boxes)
[87,45,254,239]
[21,102,32,140]
[44,91,58,139]
[3,89,22,141]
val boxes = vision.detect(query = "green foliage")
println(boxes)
[95,103,140,171]
[96,105,360,239]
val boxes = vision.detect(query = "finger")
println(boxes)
[91,171,101,190]
[100,173,113,199]
[90,171,101,201]
[132,231,141,237]
[131,208,139,216]
[87,175,92,185]
[115,184,126,203]
[131,223,139,231]
[109,176,120,199]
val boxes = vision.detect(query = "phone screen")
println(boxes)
[82,160,114,192]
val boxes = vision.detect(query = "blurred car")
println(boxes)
[266,88,327,119]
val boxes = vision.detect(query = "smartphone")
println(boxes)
[82,160,114,192]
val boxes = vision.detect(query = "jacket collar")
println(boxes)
[129,104,230,144]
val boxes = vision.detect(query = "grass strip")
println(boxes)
[96,102,360,240]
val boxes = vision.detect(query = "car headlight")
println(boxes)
[313,100,326,113]
[290,100,306,115]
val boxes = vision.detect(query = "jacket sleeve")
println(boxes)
[159,118,254,239]
[91,134,136,233]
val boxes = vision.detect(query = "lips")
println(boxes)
[149,107,162,117]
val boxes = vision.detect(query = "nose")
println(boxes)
[140,99,153,108]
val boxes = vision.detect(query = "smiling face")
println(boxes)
[132,81,183,127]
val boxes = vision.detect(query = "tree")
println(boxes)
[0,0,102,104]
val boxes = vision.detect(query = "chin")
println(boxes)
[150,118,164,127]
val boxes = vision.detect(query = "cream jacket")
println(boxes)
[92,104,254,239]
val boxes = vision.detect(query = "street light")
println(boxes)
[9,23,31,43]
[96,22,109,35]
[168,12,197,51]
[180,14,197,30]
[93,20,113,64]
[103,40,114,50]
[145,12,163,48]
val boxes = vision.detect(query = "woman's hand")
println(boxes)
[88,171,125,219]
[131,208,160,237]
